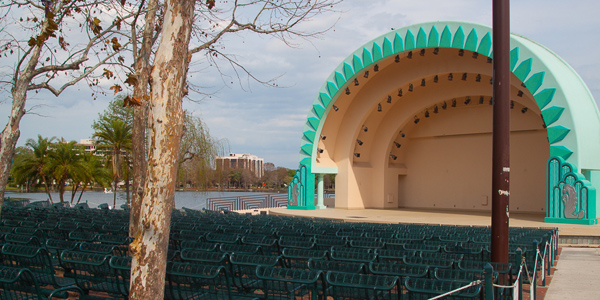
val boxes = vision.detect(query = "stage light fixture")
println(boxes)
[408,84,413,92]
[476,74,481,82]
[333,105,339,111]
[511,101,515,109]
[354,153,361,158]
[395,55,400,63]
[479,96,484,104]
[433,47,439,55]
[354,78,359,86]
[394,141,401,148]
[425,110,430,118]
[387,95,392,103]
[420,49,425,56]
[521,107,528,114]
[517,90,524,97]
[357,139,363,146]
[458,49,464,56]
[464,97,471,105]
[452,99,457,107]
[472,52,478,59]
[398,89,403,97]
[487,57,493,63]
[521,82,527,88]
[345,87,350,95]
[364,71,369,78]
[320,135,326,140]
[442,101,447,109]
[462,73,467,81]
[374,64,379,72]
[363,126,368,132]
[448,73,453,81]
[434,75,438,83]
[408,51,413,59]
[434,105,439,113]
[490,78,493,85]
[421,79,426,86]
[390,154,398,160]
[401,132,406,138]
[317,148,324,153]
[377,103,382,112]
[414,116,420,124]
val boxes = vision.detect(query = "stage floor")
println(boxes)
[269,207,600,237]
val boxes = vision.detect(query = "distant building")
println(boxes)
[76,139,96,153]
[216,153,264,178]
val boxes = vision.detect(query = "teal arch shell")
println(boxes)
[298,21,600,172]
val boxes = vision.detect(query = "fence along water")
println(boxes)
[205,193,288,211]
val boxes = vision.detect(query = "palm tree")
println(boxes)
[72,151,111,205]
[11,135,56,202]
[93,117,132,207]
[46,140,88,203]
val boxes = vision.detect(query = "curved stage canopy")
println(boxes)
[288,21,599,225]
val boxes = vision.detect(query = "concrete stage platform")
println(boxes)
[269,207,600,246]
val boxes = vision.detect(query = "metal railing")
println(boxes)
[205,193,288,211]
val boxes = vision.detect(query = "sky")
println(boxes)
[2,0,599,169]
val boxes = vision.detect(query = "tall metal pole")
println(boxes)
[491,0,510,264]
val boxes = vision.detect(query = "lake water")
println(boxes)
[4,191,281,210]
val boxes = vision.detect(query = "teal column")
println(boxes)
[584,170,600,217]
[316,174,326,209]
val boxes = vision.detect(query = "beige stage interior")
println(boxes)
[316,48,549,213]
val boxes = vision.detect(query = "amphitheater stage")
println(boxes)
[268,207,600,246]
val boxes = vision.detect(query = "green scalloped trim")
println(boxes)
[373,42,383,62]
[352,54,364,72]
[299,157,311,166]
[477,32,492,56]
[319,92,331,107]
[343,62,355,80]
[541,106,565,126]
[394,33,404,53]
[440,26,452,47]
[334,72,346,90]
[428,26,439,47]
[326,81,338,98]
[312,104,325,119]
[547,126,571,144]
[383,38,393,57]
[513,58,532,82]
[452,26,465,48]
[464,28,478,52]
[303,131,316,143]
[362,47,373,66]
[510,47,519,71]
[534,88,556,109]
[405,30,415,50]
[550,145,573,160]
[307,117,320,131]
[416,27,427,48]
[525,71,545,94]
[300,144,313,156]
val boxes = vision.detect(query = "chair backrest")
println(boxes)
[179,249,229,266]
[325,271,399,300]
[256,266,322,300]
[308,259,365,274]
[404,277,481,300]
[0,266,44,300]
[166,262,233,300]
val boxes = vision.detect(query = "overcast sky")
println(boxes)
[2,0,599,169]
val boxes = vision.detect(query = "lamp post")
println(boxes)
[491,0,511,265]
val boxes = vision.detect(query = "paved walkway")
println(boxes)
[544,247,600,300]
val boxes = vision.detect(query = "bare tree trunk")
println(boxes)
[0,14,46,216]
[129,0,158,238]
[128,0,193,298]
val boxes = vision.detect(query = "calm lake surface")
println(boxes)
[4,191,279,210]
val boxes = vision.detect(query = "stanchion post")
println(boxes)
[484,263,495,300]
